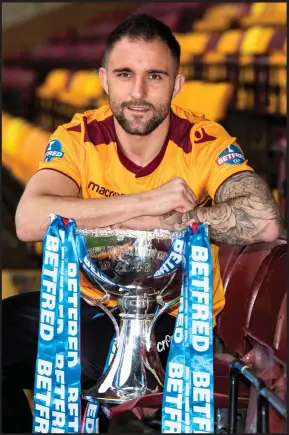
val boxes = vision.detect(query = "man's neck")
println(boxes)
[114,114,170,167]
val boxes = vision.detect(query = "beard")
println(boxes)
[109,97,172,136]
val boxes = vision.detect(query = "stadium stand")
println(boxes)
[2,2,287,433]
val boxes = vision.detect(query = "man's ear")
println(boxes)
[99,67,108,95]
[172,74,185,99]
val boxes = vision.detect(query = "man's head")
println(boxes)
[99,13,185,136]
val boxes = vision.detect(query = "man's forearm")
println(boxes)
[177,173,282,245]
[182,198,280,245]
[15,193,147,242]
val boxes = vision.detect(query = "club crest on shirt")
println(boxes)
[44,139,64,162]
[216,144,245,166]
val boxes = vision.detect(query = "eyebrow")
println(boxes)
[112,68,169,76]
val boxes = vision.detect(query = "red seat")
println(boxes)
[218,240,284,356]
[244,245,287,349]
[214,239,286,409]
[244,290,287,434]
[273,293,287,366]
[218,244,244,294]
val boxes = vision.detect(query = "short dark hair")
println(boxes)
[103,13,181,70]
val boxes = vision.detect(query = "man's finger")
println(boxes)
[163,210,176,219]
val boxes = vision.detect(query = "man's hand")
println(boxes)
[163,209,199,231]
[108,178,198,231]
[143,177,198,215]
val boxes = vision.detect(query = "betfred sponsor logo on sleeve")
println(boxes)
[216,144,245,166]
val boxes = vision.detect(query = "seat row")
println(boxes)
[216,239,287,432]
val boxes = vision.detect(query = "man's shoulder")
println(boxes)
[61,105,113,130]
[60,105,115,146]
[170,105,232,151]
[171,104,207,125]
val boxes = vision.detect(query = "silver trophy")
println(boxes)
[77,228,184,405]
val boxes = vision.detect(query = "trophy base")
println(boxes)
[83,384,163,405]
[93,395,127,405]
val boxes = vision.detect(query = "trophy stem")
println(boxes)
[83,295,165,405]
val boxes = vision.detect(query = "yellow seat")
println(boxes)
[202,29,244,81]
[173,81,204,112]
[216,30,244,55]
[240,26,275,56]
[56,70,103,108]
[241,2,286,27]
[2,116,32,157]
[177,32,210,62]
[13,128,50,183]
[2,113,50,184]
[193,3,244,31]
[36,69,70,99]
[173,81,233,121]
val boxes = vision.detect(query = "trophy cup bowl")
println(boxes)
[76,228,184,405]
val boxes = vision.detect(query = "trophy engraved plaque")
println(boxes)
[76,228,184,405]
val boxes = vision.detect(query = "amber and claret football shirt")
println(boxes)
[39,104,254,325]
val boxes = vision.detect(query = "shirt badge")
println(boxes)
[44,139,64,162]
[216,144,245,166]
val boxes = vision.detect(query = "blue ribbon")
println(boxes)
[33,215,82,433]
[81,335,117,433]
[162,224,214,433]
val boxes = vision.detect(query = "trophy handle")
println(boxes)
[82,294,120,341]
[95,302,120,341]
[147,294,180,348]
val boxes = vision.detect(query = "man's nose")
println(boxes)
[130,77,147,100]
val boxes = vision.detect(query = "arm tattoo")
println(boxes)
[178,172,282,245]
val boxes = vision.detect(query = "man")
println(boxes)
[3,13,281,432]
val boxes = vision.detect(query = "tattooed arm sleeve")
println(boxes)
[178,172,282,245]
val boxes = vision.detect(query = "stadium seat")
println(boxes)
[2,116,32,157]
[244,246,287,351]
[216,241,284,355]
[218,244,245,288]
[55,70,103,106]
[243,289,287,433]
[193,3,250,32]
[273,293,287,366]
[173,81,233,121]
[36,69,71,101]
[13,128,50,183]
[202,29,244,82]
[50,70,104,127]
[241,2,287,27]
[214,239,287,411]
[2,113,49,184]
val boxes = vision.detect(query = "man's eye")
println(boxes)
[118,73,131,78]
[148,74,162,80]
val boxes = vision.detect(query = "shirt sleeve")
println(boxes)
[38,126,81,187]
[190,120,254,199]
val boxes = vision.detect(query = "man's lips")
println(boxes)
[126,106,150,113]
